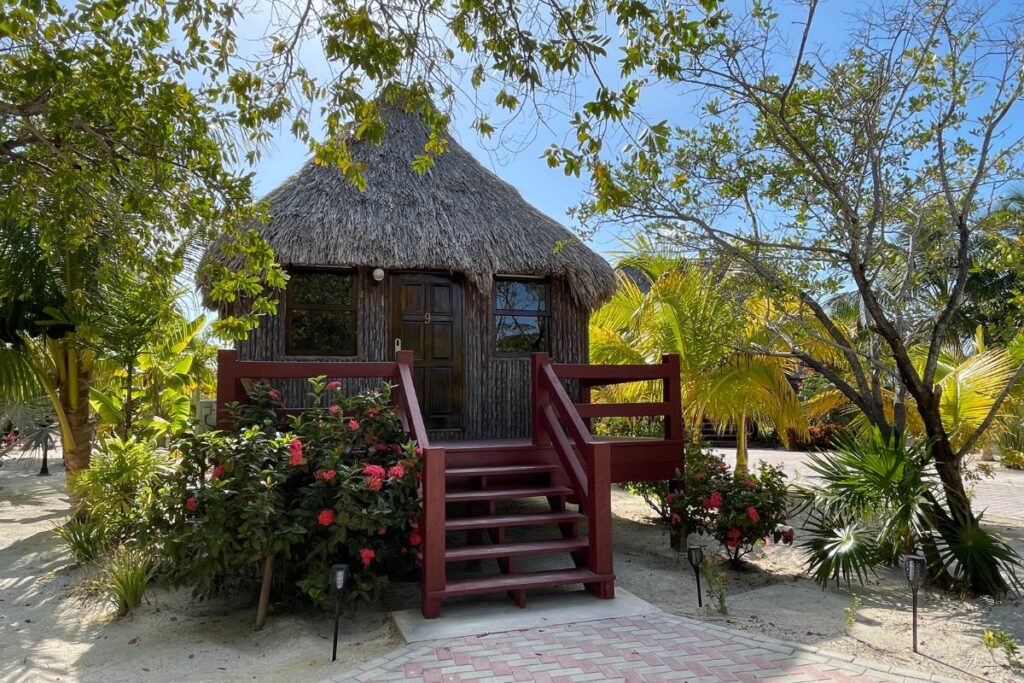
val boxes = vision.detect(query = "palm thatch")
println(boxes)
[200,104,615,309]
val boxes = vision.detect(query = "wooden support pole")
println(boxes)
[662,354,683,441]
[420,445,446,619]
[585,443,614,599]
[254,554,274,630]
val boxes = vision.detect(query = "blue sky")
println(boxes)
[237,0,864,261]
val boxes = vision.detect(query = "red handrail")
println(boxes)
[532,353,613,594]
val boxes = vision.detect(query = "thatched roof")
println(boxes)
[201,104,616,309]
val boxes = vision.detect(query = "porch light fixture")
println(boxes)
[372,268,385,282]
[687,544,705,608]
[902,553,925,653]
[329,563,350,661]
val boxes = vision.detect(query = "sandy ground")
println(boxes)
[2,449,1023,682]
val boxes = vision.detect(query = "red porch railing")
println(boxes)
[214,349,446,609]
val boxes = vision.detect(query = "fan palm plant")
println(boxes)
[590,247,805,469]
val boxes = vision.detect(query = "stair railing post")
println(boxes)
[420,445,446,619]
[662,354,683,441]
[585,442,614,598]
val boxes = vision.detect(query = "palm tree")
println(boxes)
[590,247,805,469]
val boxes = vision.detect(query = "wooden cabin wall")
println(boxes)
[235,270,590,440]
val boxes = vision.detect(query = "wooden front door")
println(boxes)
[390,273,464,431]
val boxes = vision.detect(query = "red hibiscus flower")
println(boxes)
[409,530,422,546]
[359,548,375,567]
[387,464,405,480]
[746,506,760,523]
[289,439,305,466]
[325,380,341,391]
[347,419,360,431]
[318,509,336,526]
[211,464,225,480]
[328,405,340,417]
[703,491,723,509]
[725,528,742,548]
[186,496,198,513]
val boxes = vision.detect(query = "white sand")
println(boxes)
[2,452,1023,682]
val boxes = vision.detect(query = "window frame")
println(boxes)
[492,275,550,357]
[284,266,359,357]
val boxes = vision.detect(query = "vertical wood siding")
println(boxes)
[235,269,591,439]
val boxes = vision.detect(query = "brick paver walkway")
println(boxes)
[330,612,946,683]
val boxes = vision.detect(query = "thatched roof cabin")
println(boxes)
[203,104,617,440]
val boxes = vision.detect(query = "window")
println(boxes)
[285,269,358,356]
[493,277,549,354]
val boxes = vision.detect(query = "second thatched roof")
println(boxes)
[202,103,616,309]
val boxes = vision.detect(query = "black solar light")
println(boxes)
[902,553,926,653]
[329,563,350,662]
[687,544,705,608]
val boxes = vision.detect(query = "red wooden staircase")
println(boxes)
[417,353,683,619]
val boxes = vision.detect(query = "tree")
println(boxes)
[590,246,805,469]
[550,0,1024,595]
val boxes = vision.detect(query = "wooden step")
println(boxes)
[445,510,584,532]
[446,485,573,503]
[434,568,613,598]
[445,538,587,562]
[446,464,557,478]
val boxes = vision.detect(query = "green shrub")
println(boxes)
[621,480,672,521]
[1002,449,1024,470]
[700,560,728,614]
[147,378,423,607]
[843,595,861,633]
[666,440,793,563]
[56,516,106,565]
[69,436,170,543]
[102,545,154,615]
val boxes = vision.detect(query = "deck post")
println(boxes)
[585,442,614,598]
[420,445,446,619]
[216,349,239,429]
[662,354,683,441]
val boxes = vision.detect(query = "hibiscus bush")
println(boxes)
[145,377,422,610]
[668,442,793,564]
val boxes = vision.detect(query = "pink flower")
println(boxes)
[318,509,336,526]
[746,506,760,523]
[725,528,742,548]
[325,381,342,391]
[268,389,281,400]
[321,469,336,481]
[328,405,340,417]
[387,465,405,480]
[365,476,383,492]
[211,464,225,480]
[363,464,386,479]
[348,419,360,431]
[671,512,681,525]
[359,548,375,567]
[409,530,422,546]
[289,439,304,466]
[703,491,723,509]
[186,496,198,513]
[743,477,755,489]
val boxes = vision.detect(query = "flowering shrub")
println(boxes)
[668,441,793,563]
[146,377,422,607]
[787,422,845,450]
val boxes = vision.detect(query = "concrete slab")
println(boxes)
[391,588,660,643]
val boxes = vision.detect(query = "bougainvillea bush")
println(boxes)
[145,377,422,607]
[668,441,793,564]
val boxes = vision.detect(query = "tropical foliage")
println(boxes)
[590,247,805,469]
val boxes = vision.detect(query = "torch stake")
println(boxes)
[911,587,918,653]
[695,569,703,608]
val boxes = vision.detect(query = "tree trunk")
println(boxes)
[61,359,94,481]
[735,413,748,472]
